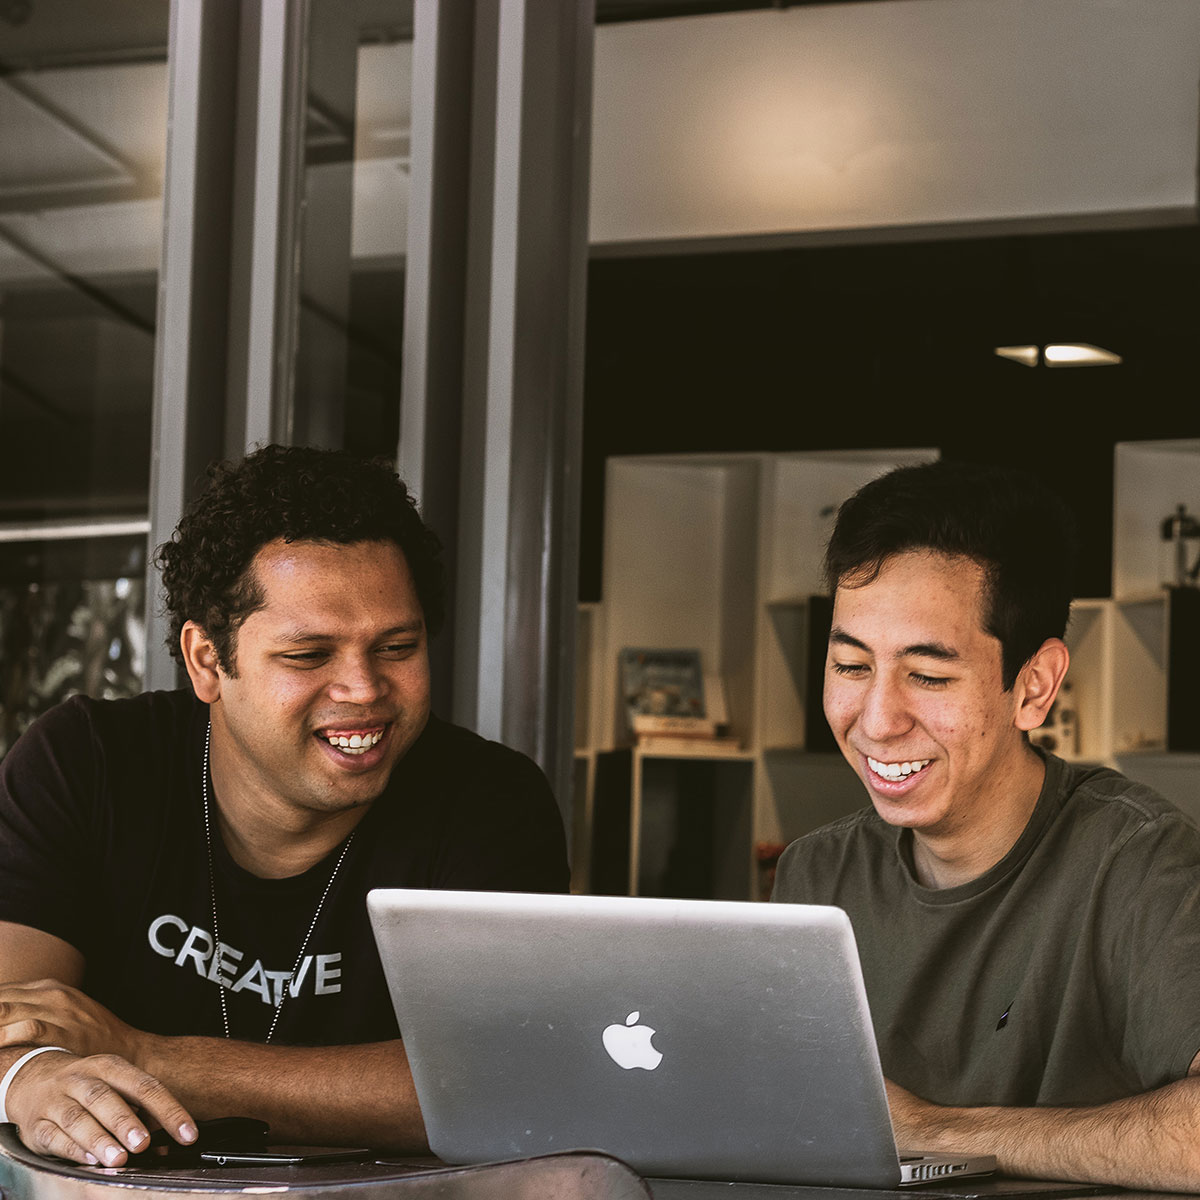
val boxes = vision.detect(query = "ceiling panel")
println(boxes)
[0,0,168,68]
[0,78,129,199]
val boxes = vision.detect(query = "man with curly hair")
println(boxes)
[0,445,569,1166]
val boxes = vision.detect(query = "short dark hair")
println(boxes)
[823,460,1076,690]
[154,444,446,671]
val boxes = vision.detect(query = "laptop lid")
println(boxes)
[367,890,990,1188]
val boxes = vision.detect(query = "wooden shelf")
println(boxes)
[634,746,755,761]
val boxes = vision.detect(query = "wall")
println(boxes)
[590,0,1200,244]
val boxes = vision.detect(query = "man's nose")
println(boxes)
[858,675,914,742]
[328,656,388,704]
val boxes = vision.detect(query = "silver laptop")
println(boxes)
[366,889,995,1188]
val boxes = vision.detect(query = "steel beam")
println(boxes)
[403,0,594,822]
[144,0,239,690]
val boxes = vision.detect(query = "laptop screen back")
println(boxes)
[367,890,908,1187]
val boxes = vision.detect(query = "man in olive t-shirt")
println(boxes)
[771,461,1200,1192]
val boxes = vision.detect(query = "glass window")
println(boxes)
[294,1,413,459]
[0,2,169,754]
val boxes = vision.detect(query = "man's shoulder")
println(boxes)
[406,714,541,773]
[381,715,568,890]
[772,806,890,901]
[1053,755,1200,853]
[392,715,555,806]
[11,688,200,759]
[787,805,885,848]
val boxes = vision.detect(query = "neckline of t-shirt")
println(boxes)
[207,823,359,894]
[896,747,1066,906]
[190,699,382,893]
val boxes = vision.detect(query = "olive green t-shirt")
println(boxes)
[771,753,1200,1107]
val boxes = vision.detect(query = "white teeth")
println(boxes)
[867,756,932,781]
[323,730,383,755]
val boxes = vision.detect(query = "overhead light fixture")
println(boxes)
[994,345,1039,367]
[994,343,1122,368]
[1043,343,1122,367]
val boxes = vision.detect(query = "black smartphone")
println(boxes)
[198,1146,374,1166]
[135,1116,271,1163]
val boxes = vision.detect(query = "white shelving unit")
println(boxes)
[1059,598,1112,763]
[573,438,1200,896]
[576,448,937,900]
[1113,440,1200,600]
[1055,440,1200,822]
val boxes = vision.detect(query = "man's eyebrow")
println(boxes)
[276,621,425,644]
[829,628,869,652]
[901,642,960,662]
[828,628,960,662]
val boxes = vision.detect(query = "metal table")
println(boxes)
[0,1127,650,1200]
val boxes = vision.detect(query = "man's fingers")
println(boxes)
[0,990,73,1049]
[9,1052,197,1167]
[0,983,138,1063]
[94,1056,197,1145]
[17,1056,152,1167]
[0,979,55,1005]
[0,981,74,1015]
[69,1055,197,1148]
[24,1108,123,1167]
[0,1014,60,1047]
[21,1115,103,1167]
[73,1060,156,1152]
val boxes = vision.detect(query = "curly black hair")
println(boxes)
[154,444,446,672]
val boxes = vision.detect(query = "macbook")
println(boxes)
[366,889,995,1188]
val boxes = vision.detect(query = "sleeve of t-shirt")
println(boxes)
[1097,810,1200,1088]
[429,741,570,894]
[0,696,101,949]
[770,835,819,904]
[769,812,870,905]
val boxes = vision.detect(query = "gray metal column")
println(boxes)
[291,0,358,450]
[399,0,478,717]
[223,0,310,454]
[146,0,325,685]
[144,0,240,691]
[484,0,594,811]
[402,0,594,815]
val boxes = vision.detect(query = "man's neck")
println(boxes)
[910,745,1047,890]
[206,730,367,880]
[212,801,365,880]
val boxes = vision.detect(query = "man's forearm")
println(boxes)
[139,1035,428,1152]
[893,1076,1200,1192]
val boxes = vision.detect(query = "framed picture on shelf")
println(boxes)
[618,647,729,742]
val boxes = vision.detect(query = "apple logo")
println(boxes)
[602,1010,663,1070]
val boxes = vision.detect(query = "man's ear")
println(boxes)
[180,621,223,703]
[1014,637,1070,732]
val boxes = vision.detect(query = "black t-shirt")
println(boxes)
[0,689,569,1046]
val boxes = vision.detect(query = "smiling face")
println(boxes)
[189,538,431,831]
[823,550,1048,852]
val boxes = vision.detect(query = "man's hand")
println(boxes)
[3,1047,197,1167]
[883,1077,938,1145]
[0,979,139,1063]
[883,1074,1200,1192]
[0,928,426,1153]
